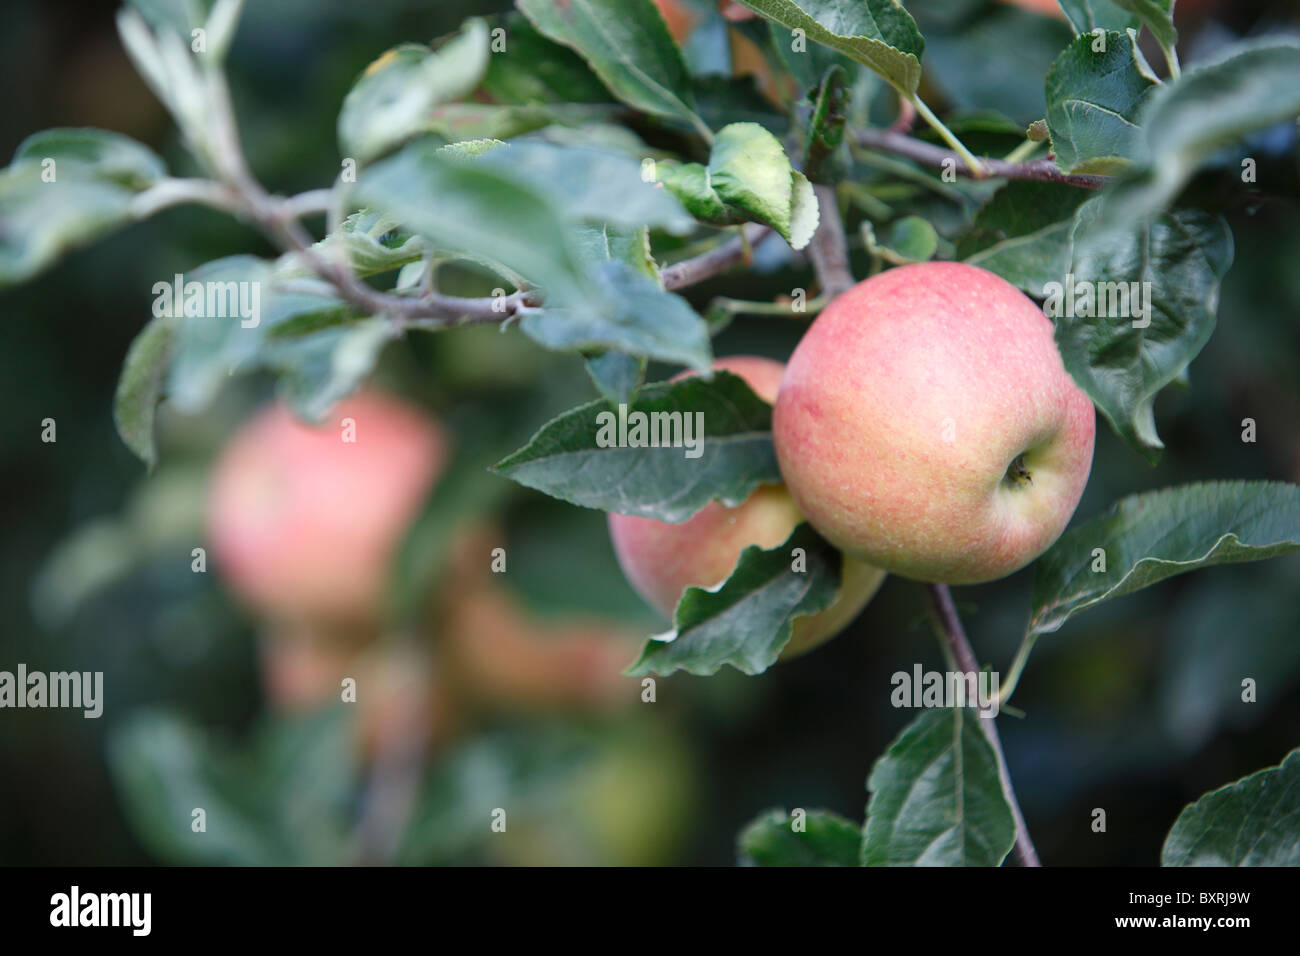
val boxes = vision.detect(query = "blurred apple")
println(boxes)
[207,389,447,627]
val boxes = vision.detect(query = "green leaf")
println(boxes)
[1163,747,1300,866]
[397,728,596,864]
[520,260,712,371]
[492,371,779,521]
[354,137,589,306]
[424,102,610,142]
[114,315,178,469]
[1112,0,1175,52]
[476,140,694,235]
[585,351,647,405]
[803,65,850,184]
[706,122,820,249]
[1094,41,1300,228]
[109,708,358,865]
[264,318,391,424]
[884,215,938,263]
[627,523,841,677]
[657,162,736,224]
[862,708,1016,867]
[1045,30,1157,175]
[734,0,924,94]
[517,0,708,138]
[1030,481,1300,639]
[1056,0,1139,36]
[337,20,490,165]
[0,129,166,286]
[739,808,863,866]
[14,127,166,189]
[164,255,388,421]
[481,13,614,105]
[1057,201,1233,463]
[960,180,1089,296]
[276,210,426,282]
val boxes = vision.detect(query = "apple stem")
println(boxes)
[927,583,1042,867]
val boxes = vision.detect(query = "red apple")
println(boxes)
[774,262,1095,584]
[208,389,446,625]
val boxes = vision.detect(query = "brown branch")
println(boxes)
[926,582,1042,868]
[855,128,1110,190]
[806,184,856,299]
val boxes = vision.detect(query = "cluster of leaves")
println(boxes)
[4,0,1300,866]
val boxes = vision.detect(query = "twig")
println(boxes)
[660,223,770,289]
[855,128,1111,190]
[926,583,1042,867]
[807,184,855,299]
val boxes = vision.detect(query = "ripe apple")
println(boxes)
[773,262,1095,585]
[207,389,446,625]
[608,356,886,658]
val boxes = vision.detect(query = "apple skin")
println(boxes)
[608,356,885,658]
[207,390,446,625]
[773,262,1095,585]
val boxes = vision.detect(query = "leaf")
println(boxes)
[354,137,589,306]
[1112,0,1175,52]
[959,180,1089,296]
[1056,200,1232,463]
[481,13,614,105]
[337,20,490,165]
[264,318,392,424]
[657,162,736,224]
[884,215,938,263]
[703,122,820,249]
[1056,0,1138,36]
[114,315,178,469]
[521,260,712,371]
[739,808,862,866]
[109,708,357,865]
[426,101,612,143]
[862,708,1016,867]
[397,728,596,864]
[803,65,850,184]
[1029,481,1300,639]
[517,0,707,137]
[0,129,166,286]
[1095,41,1300,228]
[1045,30,1157,175]
[734,0,924,94]
[492,371,779,522]
[627,523,841,677]
[1162,747,1300,866]
[275,210,426,281]
[475,139,694,235]
[585,351,647,405]
[14,127,167,189]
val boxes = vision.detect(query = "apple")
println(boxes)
[773,262,1095,585]
[608,356,886,658]
[207,389,447,626]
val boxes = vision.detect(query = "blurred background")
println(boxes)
[1,0,1298,866]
